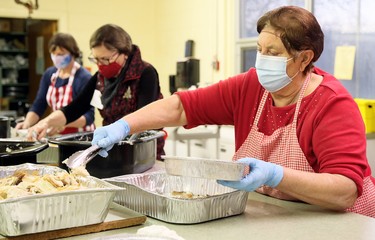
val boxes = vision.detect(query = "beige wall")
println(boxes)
[0,0,235,125]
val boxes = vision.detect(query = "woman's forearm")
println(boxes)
[124,94,187,134]
[41,110,68,128]
[277,168,358,210]
[65,115,87,128]
[27,110,67,140]
[19,112,40,129]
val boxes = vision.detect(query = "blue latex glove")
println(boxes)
[92,119,130,157]
[217,157,284,192]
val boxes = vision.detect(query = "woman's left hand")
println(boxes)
[217,157,284,192]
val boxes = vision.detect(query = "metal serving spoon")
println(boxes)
[125,133,140,145]
[63,145,101,169]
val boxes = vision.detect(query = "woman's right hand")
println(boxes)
[26,121,49,141]
[15,122,25,130]
[92,119,130,157]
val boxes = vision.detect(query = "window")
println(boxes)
[314,0,375,98]
[236,0,306,72]
[237,0,375,98]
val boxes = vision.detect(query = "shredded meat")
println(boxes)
[171,191,208,199]
[0,170,87,200]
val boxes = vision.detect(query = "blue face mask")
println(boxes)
[255,52,299,92]
[51,53,72,69]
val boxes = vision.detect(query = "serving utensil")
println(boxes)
[63,145,101,169]
[125,133,140,145]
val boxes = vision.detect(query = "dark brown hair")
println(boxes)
[48,33,81,58]
[89,24,133,55]
[257,6,324,73]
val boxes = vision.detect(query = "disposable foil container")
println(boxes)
[105,171,249,224]
[163,156,246,181]
[0,163,122,237]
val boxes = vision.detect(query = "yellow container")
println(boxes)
[354,98,375,133]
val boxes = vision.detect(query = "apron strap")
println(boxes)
[253,72,312,128]
[292,72,311,126]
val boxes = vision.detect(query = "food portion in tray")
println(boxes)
[170,190,208,199]
[0,163,121,237]
[0,170,87,200]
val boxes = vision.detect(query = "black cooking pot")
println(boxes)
[0,117,12,138]
[0,140,49,165]
[48,130,165,178]
[0,115,23,138]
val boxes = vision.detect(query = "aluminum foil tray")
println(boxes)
[0,163,122,237]
[162,156,246,181]
[104,171,249,224]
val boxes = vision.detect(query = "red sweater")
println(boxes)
[177,67,374,196]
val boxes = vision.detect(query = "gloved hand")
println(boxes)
[217,157,284,192]
[92,119,130,157]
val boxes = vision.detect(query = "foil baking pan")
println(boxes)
[0,163,122,237]
[105,171,248,224]
[162,156,246,181]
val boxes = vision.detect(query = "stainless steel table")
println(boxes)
[3,160,373,240]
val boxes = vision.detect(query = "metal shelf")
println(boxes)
[0,32,27,36]
[0,49,28,54]
[1,82,28,87]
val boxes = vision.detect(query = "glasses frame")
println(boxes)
[88,51,119,65]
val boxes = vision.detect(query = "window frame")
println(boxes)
[235,0,313,74]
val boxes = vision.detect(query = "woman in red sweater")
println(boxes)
[72,7,375,217]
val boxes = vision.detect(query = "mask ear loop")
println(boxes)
[289,69,300,80]
[286,51,303,80]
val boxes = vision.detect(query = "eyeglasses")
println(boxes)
[88,52,119,65]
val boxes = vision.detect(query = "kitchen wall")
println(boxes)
[367,139,375,177]
[0,0,235,126]
[0,0,235,95]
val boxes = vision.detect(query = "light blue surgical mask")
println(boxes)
[51,53,72,69]
[255,52,299,92]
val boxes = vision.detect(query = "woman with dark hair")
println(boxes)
[29,24,165,158]
[91,6,375,217]
[16,33,94,135]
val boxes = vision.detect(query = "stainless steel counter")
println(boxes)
[64,183,375,240]
[2,160,375,240]
[2,191,375,240]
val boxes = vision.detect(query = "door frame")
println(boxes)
[0,7,66,32]
[0,8,65,116]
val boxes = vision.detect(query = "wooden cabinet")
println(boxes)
[0,18,57,116]
[0,18,29,115]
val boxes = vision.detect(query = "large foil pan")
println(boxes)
[0,163,122,237]
[105,171,249,224]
